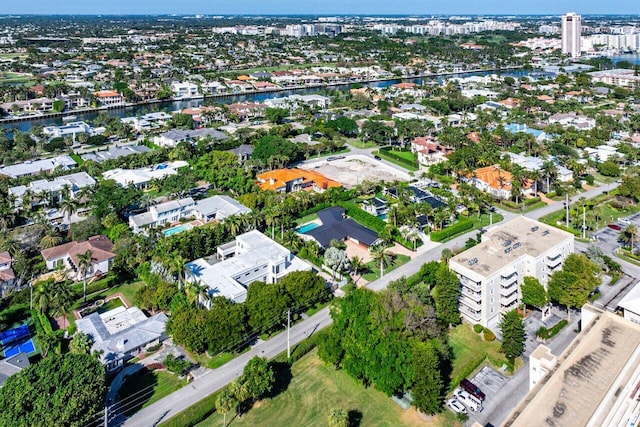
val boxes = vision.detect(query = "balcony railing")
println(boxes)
[461,288,482,302]
[460,277,482,292]
[460,305,482,320]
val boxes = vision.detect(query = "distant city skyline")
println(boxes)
[2,1,639,16]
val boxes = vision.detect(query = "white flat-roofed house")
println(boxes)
[449,217,574,330]
[618,283,640,325]
[0,155,77,179]
[186,230,311,304]
[40,235,116,281]
[128,195,251,234]
[152,128,228,148]
[584,145,621,162]
[8,171,96,210]
[548,112,596,131]
[42,121,105,140]
[171,82,201,99]
[76,306,168,371]
[506,152,573,183]
[102,161,189,189]
[128,197,196,233]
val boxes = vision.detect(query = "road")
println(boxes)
[122,180,626,427]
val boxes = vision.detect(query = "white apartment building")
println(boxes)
[449,217,574,330]
[186,230,311,304]
[562,13,582,58]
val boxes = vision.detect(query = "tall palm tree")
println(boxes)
[168,254,188,290]
[350,255,363,278]
[621,225,639,250]
[60,197,79,236]
[77,250,94,303]
[370,245,393,279]
[39,233,63,249]
[50,281,74,330]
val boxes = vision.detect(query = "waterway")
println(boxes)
[2,68,539,133]
[608,53,640,65]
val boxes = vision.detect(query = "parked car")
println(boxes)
[619,218,631,225]
[446,398,467,414]
[460,378,486,401]
[327,156,337,161]
[454,388,483,412]
[374,155,382,160]
[608,224,622,230]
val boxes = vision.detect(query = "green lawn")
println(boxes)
[98,281,146,307]
[373,150,419,172]
[448,324,510,391]
[188,351,237,370]
[117,367,188,415]
[296,212,319,226]
[347,139,379,149]
[0,72,34,85]
[362,254,411,282]
[432,213,503,243]
[98,297,124,314]
[194,349,452,427]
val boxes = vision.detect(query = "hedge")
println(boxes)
[337,201,386,233]
[473,324,484,334]
[430,219,474,242]
[298,202,331,218]
[536,319,568,340]
[70,274,118,299]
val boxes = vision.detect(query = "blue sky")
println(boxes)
[2,1,639,15]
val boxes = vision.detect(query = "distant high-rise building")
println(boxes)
[562,12,582,58]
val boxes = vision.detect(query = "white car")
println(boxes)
[454,388,483,412]
[446,398,467,414]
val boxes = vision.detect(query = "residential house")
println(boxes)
[0,155,77,179]
[129,195,251,234]
[0,252,16,295]
[186,230,311,304]
[152,128,228,148]
[257,168,342,193]
[410,137,453,166]
[102,161,189,189]
[228,102,265,121]
[302,206,379,249]
[466,165,532,199]
[170,82,201,99]
[506,153,573,182]
[94,90,124,106]
[8,172,96,210]
[548,112,596,131]
[384,186,446,210]
[76,306,168,371]
[80,145,151,163]
[42,121,105,140]
[449,216,574,329]
[0,352,30,387]
[584,145,621,162]
[40,235,116,281]
[362,197,388,217]
[228,144,254,162]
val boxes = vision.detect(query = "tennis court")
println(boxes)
[1,324,36,357]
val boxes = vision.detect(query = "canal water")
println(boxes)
[3,68,537,133]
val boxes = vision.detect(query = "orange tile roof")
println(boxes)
[94,90,121,98]
[392,82,418,89]
[471,165,532,191]
[257,168,341,192]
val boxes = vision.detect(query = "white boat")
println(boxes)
[62,115,77,122]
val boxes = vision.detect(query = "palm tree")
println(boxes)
[370,245,393,278]
[225,214,243,236]
[185,280,209,307]
[34,279,55,314]
[50,281,74,330]
[168,254,188,290]
[39,233,63,249]
[621,225,639,250]
[216,388,236,427]
[60,197,79,237]
[541,160,557,193]
[350,255,363,278]
[77,250,94,303]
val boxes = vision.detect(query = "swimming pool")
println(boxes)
[296,222,320,234]
[163,223,193,236]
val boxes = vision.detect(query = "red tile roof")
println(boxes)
[41,235,115,265]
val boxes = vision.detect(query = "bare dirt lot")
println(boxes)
[300,155,411,188]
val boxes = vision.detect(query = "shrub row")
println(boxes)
[70,274,118,299]
[536,319,568,340]
[430,219,474,242]
[298,202,331,218]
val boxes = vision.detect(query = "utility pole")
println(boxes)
[565,193,569,228]
[287,309,291,360]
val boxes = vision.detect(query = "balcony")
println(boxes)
[501,299,518,311]
[546,259,562,270]
[547,252,562,261]
[460,296,481,310]
[460,305,482,321]
[460,277,482,292]
[461,288,482,302]
[500,285,517,297]
[501,291,518,306]
[501,270,517,281]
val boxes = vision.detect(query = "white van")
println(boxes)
[454,388,483,412]
[620,218,631,225]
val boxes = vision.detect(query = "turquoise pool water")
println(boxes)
[163,223,193,236]
[378,213,387,220]
[296,222,320,234]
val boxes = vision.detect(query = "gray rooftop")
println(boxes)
[451,216,573,278]
[81,145,151,163]
[195,195,251,220]
[0,155,77,178]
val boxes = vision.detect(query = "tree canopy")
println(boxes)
[521,276,548,309]
[500,309,525,363]
[0,353,106,427]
